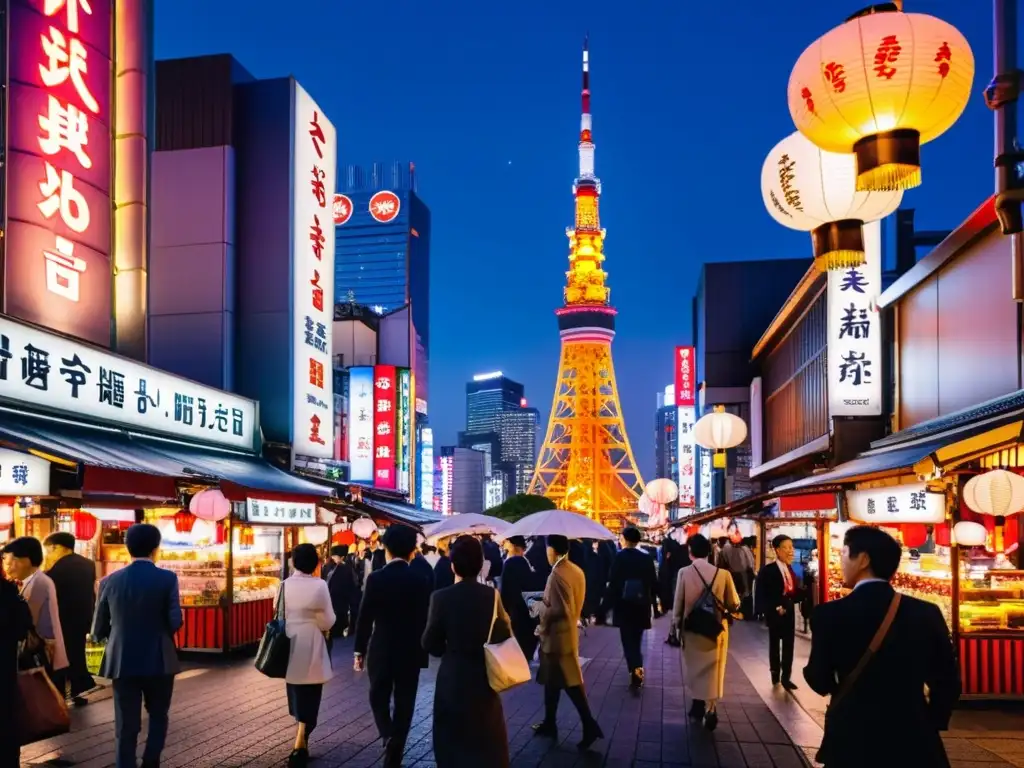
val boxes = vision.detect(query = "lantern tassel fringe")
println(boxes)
[814,250,866,272]
[856,163,922,192]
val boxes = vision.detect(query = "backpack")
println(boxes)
[683,567,726,640]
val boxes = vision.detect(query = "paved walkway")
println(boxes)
[22,618,811,767]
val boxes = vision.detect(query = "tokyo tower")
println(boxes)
[528,38,645,527]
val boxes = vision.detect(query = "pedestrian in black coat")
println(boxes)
[44,531,97,701]
[409,551,435,596]
[804,525,959,768]
[353,527,431,768]
[499,536,540,661]
[423,536,513,768]
[1,577,31,767]
[601,527,659,688]
[434,538,455,591]
[480,534,503,581]
[323,544,358,642]
[755,534,804,690]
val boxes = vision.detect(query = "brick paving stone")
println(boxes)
[22,616,810,767]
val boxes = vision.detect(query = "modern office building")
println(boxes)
[466,372,525,434]
[499,406,539,496]
[654,384,678,485]
[436,446,486,516]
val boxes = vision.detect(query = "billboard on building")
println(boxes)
[6,0,114,346]
[827,219,883,417]
[439,454,453,515]
[292,83,336,458]
[397,369,413,495]
[674,346,696,407]
[419,427,434,511]
[347,366,373,482]
[372,365,398,490]
[676,407,696,509]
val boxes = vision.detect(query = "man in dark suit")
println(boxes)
[409,545,436,595]
[433,537,455,591]
[601,527,659,688]
[323,544,358,648]
[370,531,387,572]
[500,535,540,661]
[479,533,503,582]
[44,531,97,703]
[804,525,959,767]
[353,526,431,767]
[755,534,803,690]
[92,524,182,768]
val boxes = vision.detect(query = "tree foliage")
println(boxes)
[485,493,557,523]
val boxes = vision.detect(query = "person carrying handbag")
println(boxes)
[804,525,959,768]
[672,534,740,732]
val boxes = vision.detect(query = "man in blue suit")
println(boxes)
[92,523,182,768]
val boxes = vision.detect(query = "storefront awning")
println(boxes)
[360,498,441,528]
[672,491,775,527]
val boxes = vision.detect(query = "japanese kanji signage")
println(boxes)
[245,497,316,525]
[698,447,713,513]
[397,369,413,495]
[291,83,336,458]
[0,315,257,449]
[346,366,374,483]
[676,407,696,508]
[827,219,883,417]
[674,346,696,407]
[5,0,113,347]
[0,448,50,496]
[845,483,945,525]
[372,365,398,490]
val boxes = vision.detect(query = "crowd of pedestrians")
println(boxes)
[1,520,963,768]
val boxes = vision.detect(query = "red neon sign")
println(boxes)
[372,365,398,490]
[674,346,696,407]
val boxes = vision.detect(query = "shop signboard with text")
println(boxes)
[0,315,257,450]
[0,448,50,496]
[397,369,413,495]
[845,483,945,524]
[291,83,336,459]
[674,346,696,407]
[372,365,398,490]
[676,407,696,508]
[827,220,883,417]
[246,498,316,525]
[346,366,373,483]
[5,0,114,346]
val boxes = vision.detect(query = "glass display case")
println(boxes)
[231,526,284,603]
[959,566,1024,633]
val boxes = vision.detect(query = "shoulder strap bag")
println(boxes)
[817,592,901,763]
[255,580,291,679]
[483,588,531,693]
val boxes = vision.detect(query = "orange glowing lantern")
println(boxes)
[173,510,196,534]
[788,6,973,192]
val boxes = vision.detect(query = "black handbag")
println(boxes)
[254,581,290,679]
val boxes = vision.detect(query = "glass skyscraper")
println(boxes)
[465,373,524,434]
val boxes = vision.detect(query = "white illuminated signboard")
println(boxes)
[347,367,374,483]
[246,498,316,525]
[845,483,945,524]
[0,449,50,496]
[676,407,696,509]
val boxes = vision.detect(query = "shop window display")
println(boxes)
[956,516,1023,634]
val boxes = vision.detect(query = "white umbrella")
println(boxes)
[496,509,617,541]
[421,513,511,542]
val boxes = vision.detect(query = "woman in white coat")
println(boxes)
[672,533,739,732]
[281,543,336,767]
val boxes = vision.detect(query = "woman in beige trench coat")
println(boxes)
[672,533,739,732]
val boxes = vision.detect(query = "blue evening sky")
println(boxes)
[156,1,997,476]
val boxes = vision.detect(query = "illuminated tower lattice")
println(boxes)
[528,39,644,528]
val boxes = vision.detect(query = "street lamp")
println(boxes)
[693,407,747,508]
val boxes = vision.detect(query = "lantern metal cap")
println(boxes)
[811,219,866,272]
[846,1,902,21]
[854,129,922,192]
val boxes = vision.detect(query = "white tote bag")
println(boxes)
[483,589,531,693]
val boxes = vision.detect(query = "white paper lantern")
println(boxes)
[189,489,231,522]
[351,517,378,540]
[952,520,987,547]
[963,470,1024,518]
[789,7,973,192]
[645,478,679,505]
[694,411,747,451]
[762,131,902,270]
[302,526,329,546]
[637,494,656,515]
[317,507,338,525]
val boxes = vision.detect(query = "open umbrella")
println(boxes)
[422,513,511,542]
[496,509,616,541]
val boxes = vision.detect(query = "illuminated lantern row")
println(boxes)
[788,6,974,192]
[761,131,902,270]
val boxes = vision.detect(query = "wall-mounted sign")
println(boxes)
[346,366,373,483]
[845,483,945,524]
[397,369,413,495]
[246,498,316,525]
[439,454,453,514]
[0,449,50,496]
[827,219,883,417]
[332,193,353,226]
[0,315,256,449]
[419,427,434,512]
[291,83,336,459]
[674,346,696,407]
[676,407,696,508]
[368,190,401,223]
[698,447,713,513]
[372,365,398,490]
[6,0,114,346]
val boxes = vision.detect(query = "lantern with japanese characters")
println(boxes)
[788,6,973,192]
[762,131,902,271]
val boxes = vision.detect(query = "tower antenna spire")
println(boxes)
[579,35,594,181]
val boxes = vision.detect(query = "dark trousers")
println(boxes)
[53,632,95,698]
[286,683,324,734]
[543,683,596,729]
[767,615,795,682]
[112,675,175,768]
[619,625,644,672]
[368,666,420,766]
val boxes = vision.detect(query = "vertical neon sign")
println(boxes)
[372,365,397,490]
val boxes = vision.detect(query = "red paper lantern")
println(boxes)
[332,530,356,546]
[215,521,227,546]
[933,523,951,548]
[72,511,97,541]
[901,523,928,549]
[173,510,196,534]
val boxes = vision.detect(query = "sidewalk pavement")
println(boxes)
[728,620,1024,768]
[22,617,812,767]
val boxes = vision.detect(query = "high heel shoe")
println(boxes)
[703,710,718,732]
[688,701,705,720]
[287,747,309,767]
[577,721,605,751]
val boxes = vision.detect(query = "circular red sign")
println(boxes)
[368,190,401,223]
[332,194,354,226]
